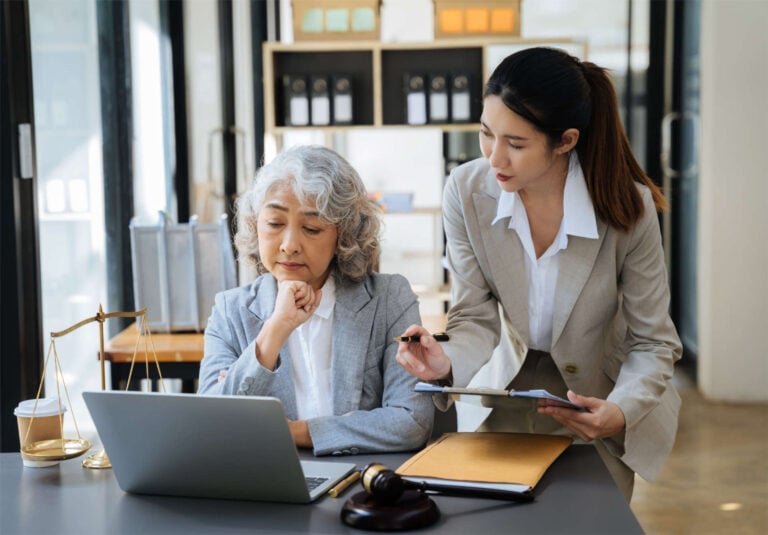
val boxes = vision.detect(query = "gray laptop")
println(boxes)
[83,390,356,503]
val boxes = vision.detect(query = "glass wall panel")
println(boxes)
[522,0,650,167]
[130,0,172,223]
[30,0,106,439]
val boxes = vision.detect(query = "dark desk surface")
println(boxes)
[1,445,642,534]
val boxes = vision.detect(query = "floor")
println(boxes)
[630,366,768,534]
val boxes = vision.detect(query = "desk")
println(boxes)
[1,445,642,534]
[104,325,204,393]
[103,315,448,394]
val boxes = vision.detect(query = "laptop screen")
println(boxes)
[83,391,355,503]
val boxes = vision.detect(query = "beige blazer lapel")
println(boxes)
[551,220,607,348]
[472,192,530,342]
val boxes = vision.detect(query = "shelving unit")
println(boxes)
[261,38,585,312]
[262,37,584,135]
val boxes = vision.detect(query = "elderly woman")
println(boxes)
[198,144,433,456]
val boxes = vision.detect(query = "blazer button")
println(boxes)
[564,364,579,374]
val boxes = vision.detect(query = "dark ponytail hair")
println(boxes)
[484,47,667,231]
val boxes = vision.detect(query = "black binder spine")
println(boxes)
[404,73,427,125]
[283,74,309,127]
[331,74,354,125]
[428,74,449,124]
[450,73,472,123]
[309,75,331,126]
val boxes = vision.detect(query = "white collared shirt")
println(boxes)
[287,277,336,419]
[491,152,599,351]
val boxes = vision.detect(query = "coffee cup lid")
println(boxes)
[14,398,67,417]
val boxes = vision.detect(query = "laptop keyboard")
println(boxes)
[305,476,329,491]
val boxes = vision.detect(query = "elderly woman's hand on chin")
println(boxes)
[395,324,453,383]
[255,280,321,371]
[273,280,322,331]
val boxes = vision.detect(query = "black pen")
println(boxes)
[394,332,450,343]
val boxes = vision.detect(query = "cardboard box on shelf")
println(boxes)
[433,0,521,39]
[293,1,381,41]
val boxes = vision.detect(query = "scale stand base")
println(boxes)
[82,447,112,469]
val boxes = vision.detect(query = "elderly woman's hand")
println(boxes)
[273,279,322,331]
[254,280,322,370]
[395,324,453,382]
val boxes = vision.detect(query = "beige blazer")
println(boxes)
[441,158,682,482]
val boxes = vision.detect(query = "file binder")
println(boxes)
[310,75,331,126]
[428,74,449,123]
[396,432,572,494]
[283,75,310,126]
[404,73,427,125]
[331,74,354,125]
[450,74,472,122]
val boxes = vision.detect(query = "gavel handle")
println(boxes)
[413,481,535,503]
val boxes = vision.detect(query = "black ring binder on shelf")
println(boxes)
[404,73,427,125]
[450,73,472,123]
[428,74,449,124]
[310,75,331,126]
[283,74,310,126]
[331,74,354,125]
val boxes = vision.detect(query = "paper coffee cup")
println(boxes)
[14,398,67,468]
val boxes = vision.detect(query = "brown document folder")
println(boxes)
[396,432,572,492]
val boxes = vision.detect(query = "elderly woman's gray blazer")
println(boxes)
[198,272,434,456]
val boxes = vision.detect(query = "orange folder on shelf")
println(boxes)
[396,432,572,493]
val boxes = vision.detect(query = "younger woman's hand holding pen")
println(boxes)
[395,325,453,382]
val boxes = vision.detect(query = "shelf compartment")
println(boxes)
[270,49,375,127]
[380,47,483,126]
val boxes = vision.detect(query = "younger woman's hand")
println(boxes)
[395,324,453,382]
[537,391,626,441]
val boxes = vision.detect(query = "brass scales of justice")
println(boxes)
[20,305,167,469]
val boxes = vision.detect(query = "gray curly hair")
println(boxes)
[235,144,381,283]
